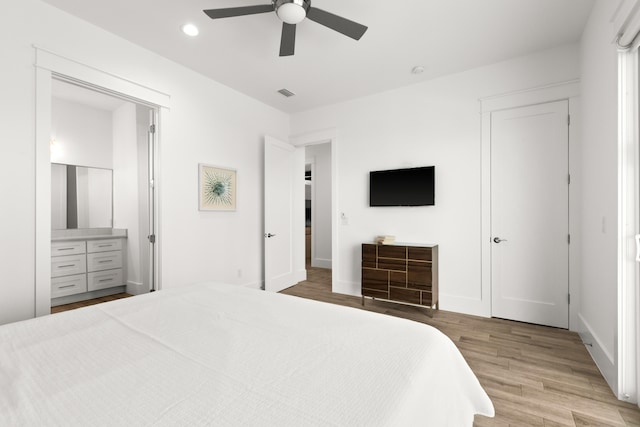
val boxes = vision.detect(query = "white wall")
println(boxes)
[578,0,621,394]
[51,97,113,168]
[305,143,332,268]
[291,44,581,315]
[0,0,289,325]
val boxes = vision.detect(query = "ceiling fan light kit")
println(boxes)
[203,0,368,56]
[275,0,310,25]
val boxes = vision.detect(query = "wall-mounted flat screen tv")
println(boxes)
[369,166,435,207]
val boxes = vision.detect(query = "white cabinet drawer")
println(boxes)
[51,274,87,298]
[87,239,122,253]
[51,254,87,278]
[88,269,123,291]
[87,251,122,272]
[52,241,86,256]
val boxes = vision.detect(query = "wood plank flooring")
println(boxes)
[282,267,640,427]
[50,293,132,313]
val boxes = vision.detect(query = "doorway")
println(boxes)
[490,100,569,328]
[49,79,157,309]
[34,47,169,317]
[305,143,332,270]
[264,132,336,294]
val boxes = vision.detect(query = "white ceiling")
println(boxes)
[42,0,595,114]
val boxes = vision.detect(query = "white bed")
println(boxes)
[0,283,493,426]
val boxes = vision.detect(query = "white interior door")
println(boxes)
[264,136,296,292]
[491,100,569,328]
[147,109,156,292]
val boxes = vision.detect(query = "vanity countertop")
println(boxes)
[51,229,127,242]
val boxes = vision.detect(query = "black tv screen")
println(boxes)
[369,166,435,207]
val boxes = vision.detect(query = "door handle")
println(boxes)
[265,233,276,238]
[493,237,507,243]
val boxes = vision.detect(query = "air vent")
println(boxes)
[277,88,296,97]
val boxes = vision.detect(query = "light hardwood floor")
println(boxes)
[282,267,640,427]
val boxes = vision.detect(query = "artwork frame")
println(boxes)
[198,164,237,211]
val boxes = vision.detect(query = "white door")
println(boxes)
[264,136,297,292]
[491,100,569,328]
[147,109,157,292]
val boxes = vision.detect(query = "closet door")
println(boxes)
[491,100,569,328]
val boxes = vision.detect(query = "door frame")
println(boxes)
[291,128,338,293]
[618,46,639,403]
[34,47,170,316]
[479,80,581,327]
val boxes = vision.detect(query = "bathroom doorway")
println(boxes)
[48,79,158,310]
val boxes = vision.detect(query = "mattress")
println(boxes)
[0,282,494,426]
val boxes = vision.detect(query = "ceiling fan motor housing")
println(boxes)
[273,0,311,24]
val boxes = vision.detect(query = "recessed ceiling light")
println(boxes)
[181,23,199,37]
[412,66,425,75]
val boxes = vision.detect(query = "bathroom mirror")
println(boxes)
[51,163,113,229]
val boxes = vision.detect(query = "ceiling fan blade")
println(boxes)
[279,23,296,57]
[203,4,274,19]
[306,7,368,40]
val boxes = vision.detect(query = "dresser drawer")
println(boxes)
[51,241,86,257]
[88,269,123,291]
[51,254,87,278]
[87,239,123,253]
[87,251,122,272]
[51,274,87,298]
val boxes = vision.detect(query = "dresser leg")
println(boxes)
[361,295,365,306]
[425,302,438,318]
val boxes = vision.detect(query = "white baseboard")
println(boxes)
[577,313,617,396]
[241,280,263,290]
[126,281,147,296]
[331,282,492,318]
[51,286,126,306]
[311,258,332,269]
[251,272,303,291]
[334,280,359,296]
[439,294,491,318]
[295,268,307,284]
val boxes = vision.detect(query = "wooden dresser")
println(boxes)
[361,243,438,310]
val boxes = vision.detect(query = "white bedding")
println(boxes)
[0,283,493,426]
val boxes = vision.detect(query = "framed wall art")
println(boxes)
[198,164,237,211]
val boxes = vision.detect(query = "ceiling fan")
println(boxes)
[203,0,368,57]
